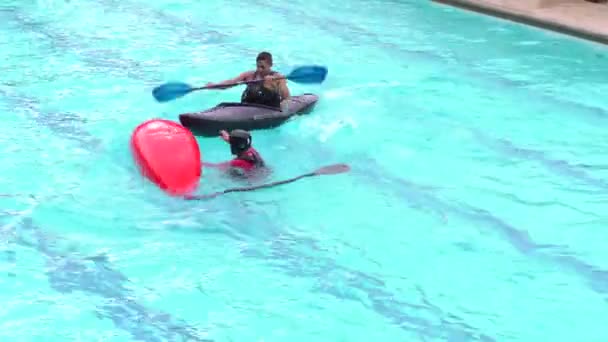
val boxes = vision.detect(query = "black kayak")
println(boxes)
[178,93,319,137]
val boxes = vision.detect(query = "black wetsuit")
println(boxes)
[241,71,282,108]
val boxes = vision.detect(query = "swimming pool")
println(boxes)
[1,0,607,340]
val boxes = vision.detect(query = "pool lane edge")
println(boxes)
[430,0,608,46]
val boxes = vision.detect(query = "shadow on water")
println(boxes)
[356,157,608,299]
[471,128,608,192]
[1,10,160,83]
[170,196,492,341]
[0,212,212,341]
[0,85,101,151]
[93,0,228,46]
[238,224,495,341]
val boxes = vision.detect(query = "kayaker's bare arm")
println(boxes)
[277,78,290,100]
[276,77,291,111]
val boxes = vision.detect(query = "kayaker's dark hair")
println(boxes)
[256,51,273,64]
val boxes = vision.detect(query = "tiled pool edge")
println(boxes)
[430,0,608,46]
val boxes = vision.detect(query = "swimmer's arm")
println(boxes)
[202,161,231,170]
[207,71,253,89]
[219,130,230,143]
[202,161,247,177]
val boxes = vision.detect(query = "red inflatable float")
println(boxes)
[130,119,201,196]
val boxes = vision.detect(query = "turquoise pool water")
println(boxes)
[1,0,608,340]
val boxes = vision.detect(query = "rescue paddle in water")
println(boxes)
[183,163,350,201]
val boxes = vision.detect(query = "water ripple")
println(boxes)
[357,157,608,299]
[472,129,608,192]
[1,214,212,341]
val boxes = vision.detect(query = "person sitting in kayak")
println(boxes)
[205,51,290,109]
[202,129,266,178]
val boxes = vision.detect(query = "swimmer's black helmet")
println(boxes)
[228,129,252,155]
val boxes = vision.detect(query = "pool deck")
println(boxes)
[431,0,608,45]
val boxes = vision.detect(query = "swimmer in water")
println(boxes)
[202,129,266,178]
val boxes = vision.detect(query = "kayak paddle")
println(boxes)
[152,65,328,103]
[183,163,349,200]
